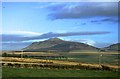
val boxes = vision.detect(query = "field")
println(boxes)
[2,67,119,77]
[1,51,120,78]
[2,51,119,66]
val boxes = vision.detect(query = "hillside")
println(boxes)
[23,38,99,52]
[104,43,120,51]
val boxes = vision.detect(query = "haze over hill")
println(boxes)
[23,38,99,52]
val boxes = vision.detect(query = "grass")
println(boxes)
[51,53,119,66]
[2,67,120,77]
[2,51,119,66]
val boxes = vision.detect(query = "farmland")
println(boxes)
[1,51,120,77]
[2,51,120,66]
[2,67,119,77]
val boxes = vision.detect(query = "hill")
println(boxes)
[23,38,99,52]
[104,43,120,51]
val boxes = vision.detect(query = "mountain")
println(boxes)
[23,38,99,52]
[104,43,120,51]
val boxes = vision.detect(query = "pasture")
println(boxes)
[2,51,119,66]
[1,51,120,77]
[1,57,120,71]
[2,67,119,77]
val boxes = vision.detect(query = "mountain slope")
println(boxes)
[104,43,120,51]
[23,38,99,52]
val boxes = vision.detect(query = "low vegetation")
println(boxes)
[2,67,119,77]
[1,57,120,71]
[2,51,119,66]
[1,49,119,77]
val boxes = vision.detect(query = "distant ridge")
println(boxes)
[104,43,120,51]
[23,38,99,52]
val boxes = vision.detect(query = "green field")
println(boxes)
[2,67,119,77]
[2,51,119,66]
[62,53,119,65]
[2,51,120,78]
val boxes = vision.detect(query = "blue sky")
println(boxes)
[1,2,118,50]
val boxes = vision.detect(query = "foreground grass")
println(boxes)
[2,67,119,77]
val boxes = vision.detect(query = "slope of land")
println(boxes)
[23,38,99,52]
[104,43,120,51]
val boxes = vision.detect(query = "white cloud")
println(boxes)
[79,39,96,46]
[60,38,96,46]
[69,39,96,46]
[3,31,42,36]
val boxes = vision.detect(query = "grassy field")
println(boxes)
[2,51,119,66]
[2,67,119,77]
[63,53,119,65]
[1,51,120,78]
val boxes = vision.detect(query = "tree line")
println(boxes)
[2,62,118,71]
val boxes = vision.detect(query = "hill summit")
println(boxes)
[23,38,98,52]
[46,38,64,41]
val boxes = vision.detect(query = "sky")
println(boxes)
[1,2,119,50]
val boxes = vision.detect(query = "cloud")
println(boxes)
[3,0,119,2]
[78,39,96,46]
[2,31,42,36]
[3,0,120,2]
[46,2,118,20]
[81,23,86,25]
[77,0,119,2]
[91,18,118,23]
[70,39,96,46]
[100,18,118,22]
[1,31,110,42]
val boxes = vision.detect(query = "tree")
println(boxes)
[2,52,7,57]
